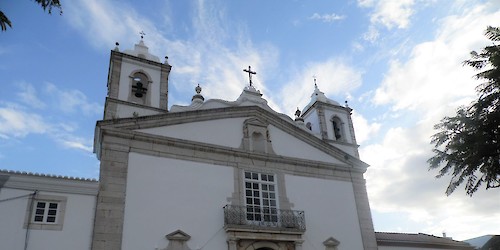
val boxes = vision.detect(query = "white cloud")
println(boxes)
[309,13,346,23]
[373,4,500,114]
[0,84,96,154]
[64,0,279,107]
[44,83,102,116]
[352,112,381,144]
[358,0,416,29]
[17,82,46,109]
[363,122,500,240]
[0,105,48,138]
[276,58,363,116]
[363,25,380,43]
[55,134,94,153]
[364,3,500,240]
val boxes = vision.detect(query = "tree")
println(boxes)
[428,26,500,196]
[1,0,62,31]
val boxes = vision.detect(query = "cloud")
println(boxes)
[0,83,97,154]
[17,82,46,109]
[373,4,500,114]
[276,58,363,116]
[363,122,500,240]
[363,3,500,239]
[0,104,49,138]
[64,0,279,107]
[351,112,381,144]
[44,83,102,116]
[363,25,380,43]
[358,0,416,29]
[309,13,346,23]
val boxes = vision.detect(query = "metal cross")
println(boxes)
[140,31,146,39]
[243,66,256,86]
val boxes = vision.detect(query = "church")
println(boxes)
[0,39,475,250]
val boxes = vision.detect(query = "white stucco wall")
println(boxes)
[285,174,364,250]
[137,118,246,148]
[0,188,96,250]
[303,109,320,134]
[269,125,345,165]
[118,58,162,108]
[138,118,345,165]
[122,152,234,250]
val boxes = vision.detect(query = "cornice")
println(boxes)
[0,170,98,195]
[100,127,366,177]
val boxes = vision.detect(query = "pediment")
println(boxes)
[166,229,191,241]
[95,106,368,169]
[323,237,340,246]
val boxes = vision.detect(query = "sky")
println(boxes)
[1,0,499,241]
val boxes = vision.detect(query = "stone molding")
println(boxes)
[100,127,364,181]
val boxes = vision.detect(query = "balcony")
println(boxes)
[223,205,306,232]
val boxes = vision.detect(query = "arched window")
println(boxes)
[331,116,344,141]
[130,72,150,105]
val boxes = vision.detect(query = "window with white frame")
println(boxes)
[24,194,67,231]
[33,201,59,223]
[244,171,278,223]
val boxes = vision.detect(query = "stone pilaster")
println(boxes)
[159,63,171,110]
[91,135,130,250]
[351,173,378,250]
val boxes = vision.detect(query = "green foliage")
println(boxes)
[1,0,62,31]
[429,26,500,196]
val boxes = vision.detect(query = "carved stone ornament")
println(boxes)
[162,230,191,250]
[323,237,340,250]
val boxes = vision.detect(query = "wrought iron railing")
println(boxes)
[223,205,306,232]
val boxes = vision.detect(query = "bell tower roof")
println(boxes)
[303,83,340,113]
[123,38,160,63]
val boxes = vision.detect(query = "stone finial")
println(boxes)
[114,42,120,51]
[295,107,304,122]
[192,84,204,102]
[164,56,169,65]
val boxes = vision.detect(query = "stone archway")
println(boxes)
[243,241,280,250]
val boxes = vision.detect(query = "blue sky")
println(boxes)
[1,0,499,241]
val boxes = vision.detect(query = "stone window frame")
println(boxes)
[128,70,153,106]
[24,194,67,231]
[240,118,275,154]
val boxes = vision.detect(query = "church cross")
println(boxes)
[243,66,256,86]
[313,75,317,88]
[140,31,146,39]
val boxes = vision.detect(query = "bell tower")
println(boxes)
[104,36,171,120]
[300,82,360,158]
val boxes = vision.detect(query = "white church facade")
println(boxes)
[0,39,475,250]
